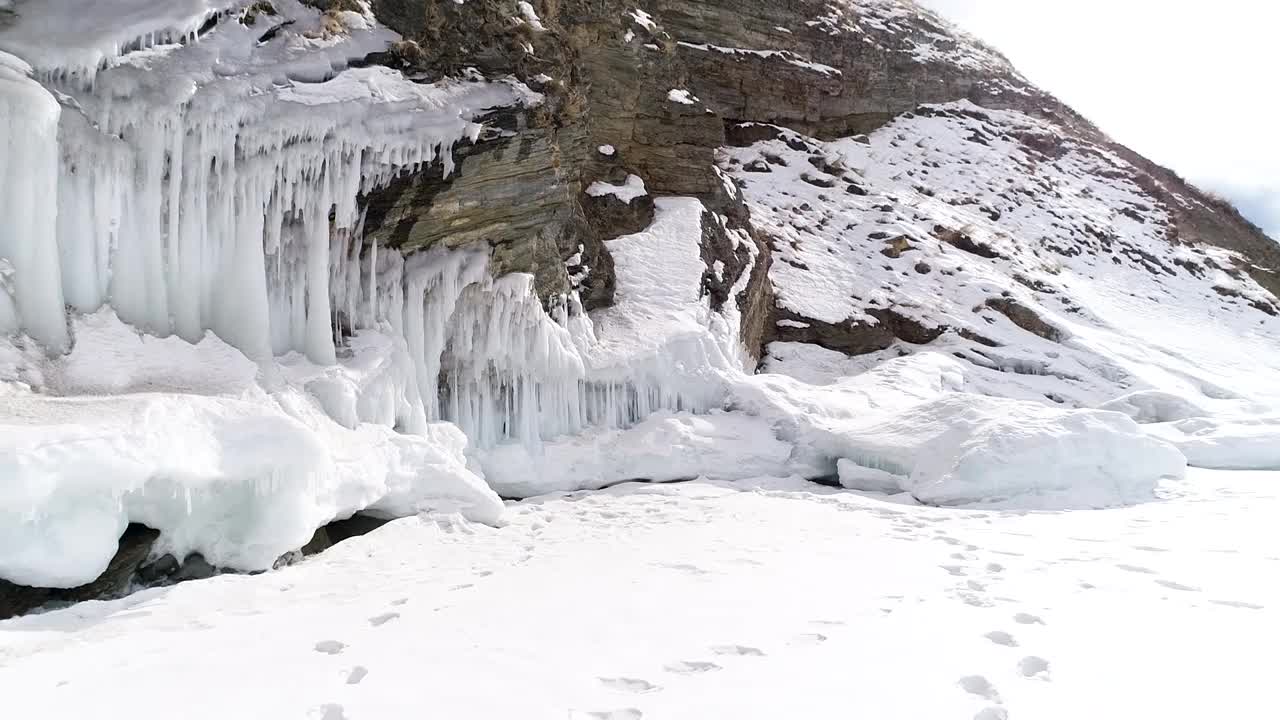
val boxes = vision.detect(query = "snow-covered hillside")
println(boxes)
[729,104,1280,406]
[1,2,1278,710]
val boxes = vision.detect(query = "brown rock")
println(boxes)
[984,298,1066,342]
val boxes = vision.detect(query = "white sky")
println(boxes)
[916,0,1279,239]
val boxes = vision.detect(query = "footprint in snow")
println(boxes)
[958,591,995,609]
[974,708,1009,720]
[314,704,347,720]
[657,562,711,576]
[664,660,721,674]
[1210,599,1264,610]
[570,710,643,720]
[1116,564,1157,574]
[346,666,369,685]
[368,612,400,627]
[1013,613,1045,625]
[391,598,409,606]
[788,633,827,647]
[984,630,1018,647]
[1155,579,1201,592]
[598,677,660,693]
[314,640,346,655]
[958,675,1001,702]
[711,644,766,657]
[1018,656,1051,679]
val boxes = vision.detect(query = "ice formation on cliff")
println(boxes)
[0,0,1229,589]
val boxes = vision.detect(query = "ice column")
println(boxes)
[0,52,68,351]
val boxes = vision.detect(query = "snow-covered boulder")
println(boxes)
[846,395,1188,508]
[1145,416,1280,471]
[734,354,1187,508]
[1098,391,1280,470]
[0,392,503,589]
[1098,390,1212,424]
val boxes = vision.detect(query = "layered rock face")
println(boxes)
[361,0,1279,362]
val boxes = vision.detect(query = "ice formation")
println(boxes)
[0,51,67,351]
[0,1,566,424]
[0,0,234,85]
[0,368,503,588]
[0,1,565,586]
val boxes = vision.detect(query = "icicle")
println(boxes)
[367,227,378,328]
[1,26,729,453]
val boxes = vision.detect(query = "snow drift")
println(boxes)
[833,395,1187,508]
[482,411,796,496]
[1144,416,1280,471]
[731,354,1187,509]
[1099,390,1280,470]
[484,351,1188,509]
[0,388,502,589]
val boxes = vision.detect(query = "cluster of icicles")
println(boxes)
[0,55,718,451]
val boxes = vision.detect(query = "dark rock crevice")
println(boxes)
[1,525,159,621]
[1,515,395,621]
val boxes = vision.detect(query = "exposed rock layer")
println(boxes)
[362,0,1278,356]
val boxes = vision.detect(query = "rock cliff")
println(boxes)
[358,0,1280,360]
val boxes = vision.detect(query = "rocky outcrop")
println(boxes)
[362,109,588,301]
[657,0,1029,138]
[983,297,1066,343]
[769,305,946,356]
[354,0,1277,366]
[297,514,395,557]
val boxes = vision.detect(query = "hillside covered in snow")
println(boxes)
[1,1,1279,711]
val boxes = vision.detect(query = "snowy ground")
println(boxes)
[2,469,1274,720]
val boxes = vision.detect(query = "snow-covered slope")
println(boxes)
[726,104,1280,407]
